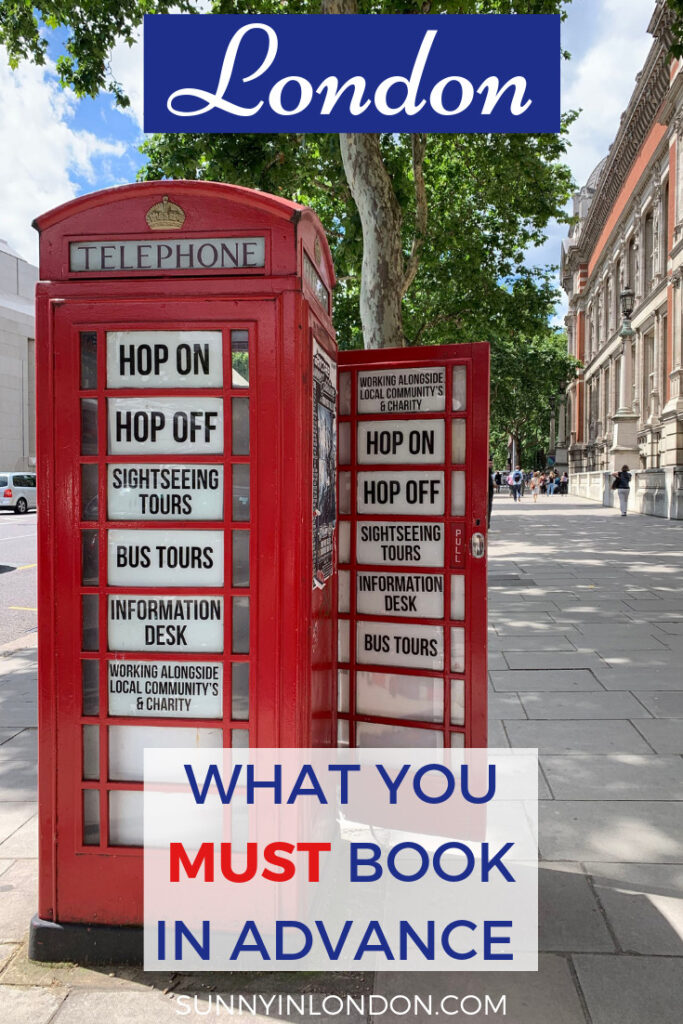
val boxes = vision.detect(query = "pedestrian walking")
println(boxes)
[494,471,502,494]
[612,464,632,516]
[547,471,556,496]
[560,471,568,495]
[510,465,523,502]
[530,472,540,502]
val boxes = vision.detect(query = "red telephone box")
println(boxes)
[30,181,338,961]
[335,344,489,750]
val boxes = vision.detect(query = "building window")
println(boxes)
[663,181,670,268]
[627,237,637,296]
[644,212,654,294]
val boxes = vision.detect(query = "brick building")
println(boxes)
[561,1,683,517]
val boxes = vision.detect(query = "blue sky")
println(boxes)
[0,0,657,324]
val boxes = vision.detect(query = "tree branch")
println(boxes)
[402,133,428,298]
[410,307,467,347]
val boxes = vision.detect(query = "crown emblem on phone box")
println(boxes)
[146,196,186,230]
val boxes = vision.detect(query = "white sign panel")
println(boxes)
[357,367,446,414]
[357,471,444,516]
[107,331,222,388]
[108,595,224,652]
[356,620,444,671]
[356,521,444,567]
[108,397,223,455]
[108,465,224,520]
[357,419,445,465]
[70,237,265,272]
[108,530,224,587]
[356,572,444,618]
[108,661,223,718]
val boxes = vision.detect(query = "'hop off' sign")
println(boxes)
[143,15,560,134]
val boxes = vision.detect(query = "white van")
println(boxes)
[0,472,37,513]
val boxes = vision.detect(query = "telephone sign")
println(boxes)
[31,181,337,962]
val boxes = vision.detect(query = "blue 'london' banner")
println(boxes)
[143,15,560,134]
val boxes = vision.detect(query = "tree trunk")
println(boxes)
[339,133,406,349]
[321,0,406,349]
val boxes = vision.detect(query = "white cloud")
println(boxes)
[526,0,656,319]
[109,32,145,130]
[562,0,655,187]
[0,49,125,265]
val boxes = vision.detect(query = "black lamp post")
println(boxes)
[619,286,635,336]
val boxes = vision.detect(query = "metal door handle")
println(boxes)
[470,532,486,558]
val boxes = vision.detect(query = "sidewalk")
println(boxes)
[0,496,681,1023]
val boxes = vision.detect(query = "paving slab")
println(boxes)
[572,623,664,638]
[634,691,683,717]
[540,754,683,799]
[0,803,36,846]
[488,692,526,719]
[0,762,37,801]
[506,721,651,754]
[573,637,668,653]
[538,863,614,952]
[0,942,18,972]
[0,731,37,761]
[0,729,22,746]
[0,859,37,942]
[0,985,66,1024]
[0,814,37,858]
[594,666,683,690]
[486,651,507,671]
[489,670,601,692]
[489,636,577,652]
[573,954,683,1024]
[653,621,683,635]
[373,955,587,1023]
[633,719,683,753]
[519,692,649,720]
[503,652,607,671]
[493,612,557,625]
[486,720,510,747]
[539,801,683,862]
[0,706,36,728]
[492,623,578,635]
[50,988,367,1024]
[586,863,683,955]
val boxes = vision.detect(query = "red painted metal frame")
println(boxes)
[336,343,489,749]
[35,183,337,926]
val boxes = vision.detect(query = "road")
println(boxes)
[0,510,37,647]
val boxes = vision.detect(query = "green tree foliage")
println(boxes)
[489,330,578,468]
[666,1,683,59]
[1,0,578,435]
[140,126,576,349]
